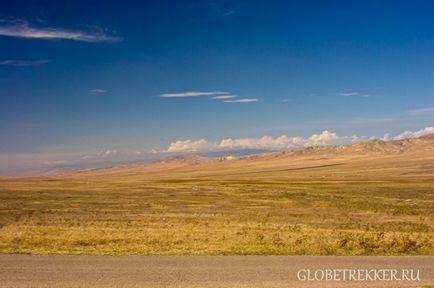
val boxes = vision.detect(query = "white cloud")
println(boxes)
[167,139,215,152]
[90,89,106,95]
[100,149,117,157]
[0,19,121,42]
[163,125,433,153]
[340,92,358,97]
[160,91,259,103]
[212,95,237,100]
[223,98,258,103]
[160,91,229,98]
[306,132,358,147]
[408,106,434,116]
[218,135,297,150]
[166,130,359,152]
[393,127,434,140]
[380,133,391,141]
[0,59,51,66]
[308,130,338,143]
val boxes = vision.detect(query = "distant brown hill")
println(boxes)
[49,134,434,179]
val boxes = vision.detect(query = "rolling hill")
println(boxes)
[0,134,433,255]
[49,134,434,180]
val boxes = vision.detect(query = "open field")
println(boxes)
[0,136,433,255]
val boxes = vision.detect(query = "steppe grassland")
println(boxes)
[0,169,432,255]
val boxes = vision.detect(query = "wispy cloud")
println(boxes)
[160,91,230,98]
[340,92,371,98]
[223,10,236,16]
[189,0,239,19]
[90,89,107,95]
[223,98,258,103]
[408,106,434,116]
[340,92,358,97]
[159,91,258,103]
[81,149,117,160]
[0,59,51,66]
[0,19,121,42]
[212,95,236,100]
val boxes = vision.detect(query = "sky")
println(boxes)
[1,0,434,174]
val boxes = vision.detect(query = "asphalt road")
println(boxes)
[0,255,433,288]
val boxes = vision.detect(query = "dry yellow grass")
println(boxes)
[0,136,433,255]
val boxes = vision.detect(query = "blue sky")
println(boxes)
[1,0,433,174]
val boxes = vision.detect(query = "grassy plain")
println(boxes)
[0,137,433,255]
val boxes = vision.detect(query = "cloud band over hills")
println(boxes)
[167,127,434,153]
[1,126,433,174]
